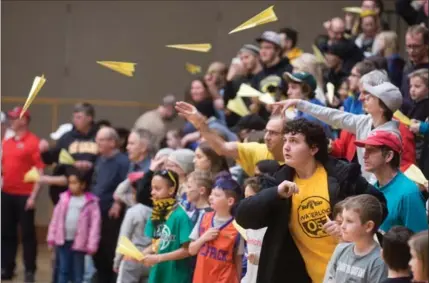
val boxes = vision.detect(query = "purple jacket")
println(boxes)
[47,191,101,254]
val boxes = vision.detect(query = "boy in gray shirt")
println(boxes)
[324,194,387,283]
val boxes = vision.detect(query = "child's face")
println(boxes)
[166,132,180,149]
[338,81,350,101]
[68,175,85,195]
[186,177,202,203]
[410,77,429,102]
[409,247,426,282]
[244,185,256,198]
[340,209,373,242]
[287,82,304,99]
[209,188,234,213]
[193,147,211,171]
[151,175,175,201]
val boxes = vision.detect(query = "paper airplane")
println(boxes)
[227,96,250,117]
[404,164,428,186]
[237,83,263,97]
[285,107,298,120]
[343,7,363,14]
[59,149,75,165]
[20,75,47,118]
[232,220,248,241]
[166,44,212,53]
[360,9,378,17]
[326,82,335,105]
[312,45,327,65]
[229,5,278,34]
[96,61,136,77]
[116,236,145,261]
[185,63,202,74]
[394,110,411,126]
[24,167,40,183]
[259,93,275,105]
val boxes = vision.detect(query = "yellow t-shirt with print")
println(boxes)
[236,142,282,176]
[289,164,338,283]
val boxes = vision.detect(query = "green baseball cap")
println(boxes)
[284,71,317,92]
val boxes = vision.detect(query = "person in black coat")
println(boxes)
[235,119,387,283]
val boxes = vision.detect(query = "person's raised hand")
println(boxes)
[277,180,299,199]
[175,102,206,129]
[150,155,167,172]
[271,99,301,118]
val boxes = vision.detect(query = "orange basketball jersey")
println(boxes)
[193,212,240,283]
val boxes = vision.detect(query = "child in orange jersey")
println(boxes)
[188,174,244,283]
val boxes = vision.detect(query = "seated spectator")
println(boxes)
[134,94,182,148]
[291,53,327,105]
[354,130,427,233]
[323,40,354,91]
[372,31,406,87]
[324,195,388,283]
[284,71,333,138]
[407,231,429,283]
[204,61,228,125]
[193,142,229,176]
[279,27,303,61]
[355,11,381,57]
[381,226,414,283]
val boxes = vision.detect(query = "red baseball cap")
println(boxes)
[7,106,30,120]
[355,130,402,153]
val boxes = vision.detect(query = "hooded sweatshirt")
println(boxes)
[41,124,99,204]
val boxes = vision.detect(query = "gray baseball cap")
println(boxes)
[239,44,260,56]
[256,31,282,47]
[362,82,403,112]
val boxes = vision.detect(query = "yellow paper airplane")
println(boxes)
[96,61,136,77]
[259,93,275,105]
[229,6,278,34]
[237,83,263,97]
[227,96,250,117]
[326,82,335,105]
[360,9,378,17]
[116,236,145,261]
[404,164,428,186]
[24,167,40,183]
[166,44,212,53]
[232,220,248,241]
[59,149,75,165]
[20,75,47,118]
[343,7,363,14]
[394,110,412,126]
[185,63,202,74]
[312,45,327,65]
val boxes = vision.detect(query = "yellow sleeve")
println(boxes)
[236,143,270,176]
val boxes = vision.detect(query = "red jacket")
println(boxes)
[330,123,415,172]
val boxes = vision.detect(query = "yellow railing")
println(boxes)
[2,96,156,131]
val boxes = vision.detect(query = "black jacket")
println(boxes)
[408,97,429,122]
[136,169,154,208]
[396,0,428,26]
[235,158,388,283]
[41,124,99,204]
[400,62,429,114]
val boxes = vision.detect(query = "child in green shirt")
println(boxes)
[142,170,194,283]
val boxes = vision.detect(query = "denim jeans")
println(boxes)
[58,241,85,283]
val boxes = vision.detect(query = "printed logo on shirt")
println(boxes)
[155,224,176,251]
[297,196,331,238]
[337,261,365,278]
[68,141,98,155]
[259,75,281,93]
[200,243,229,262]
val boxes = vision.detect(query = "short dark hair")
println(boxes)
[381,145,401,169]
[284,119,329,164]
[382,226,414,271]
[74,102,95,118]
[244,177,261,194]
[65,166,92,190]
[354,60,376,76]
[279,27,298,48]
[343,194,383,234]
[378,99,393,121]
[255,160,280,175]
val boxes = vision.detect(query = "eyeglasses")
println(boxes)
[160,170,177,189]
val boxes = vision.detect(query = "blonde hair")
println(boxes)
[408,231,428,280]
[291,53,324,89]
[372,31,399,57]
[408,68,429,86]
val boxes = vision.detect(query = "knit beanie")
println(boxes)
[168,149,195,174]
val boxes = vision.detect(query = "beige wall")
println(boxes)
[1,0,405,226]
